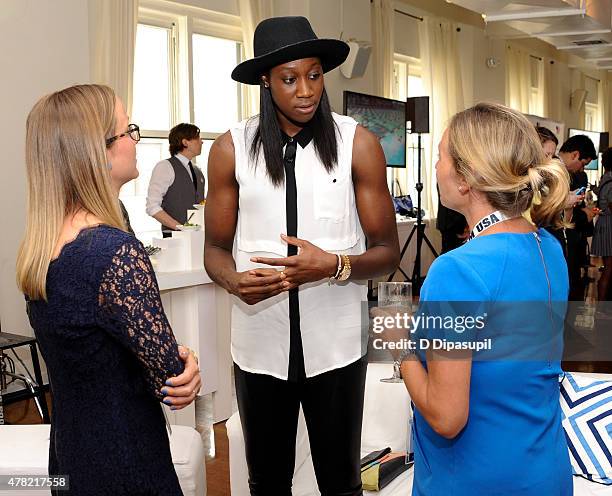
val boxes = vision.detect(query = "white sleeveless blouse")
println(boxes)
[229,112,367,380]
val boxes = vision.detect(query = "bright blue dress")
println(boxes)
[26,226,184,495]
[412,229,573,495]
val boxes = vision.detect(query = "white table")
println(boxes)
[156,269,233,425]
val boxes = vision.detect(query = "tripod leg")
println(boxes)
[422,233,439,258]
[397,266,411,280]
[412,233,440,289]
[401,225,417,257]
[412,224,440,290]
[387,224,418,282]
[412,224,425,289]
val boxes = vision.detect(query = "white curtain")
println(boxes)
[88,0,138,116]
[418,17,465,217]
[505,45,531,114]
[371,0,394,98]
[238,0,274,117]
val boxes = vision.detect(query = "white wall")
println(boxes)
[0,0,90,336]
[309,0,374,112]
[271,0,374,112]
[471,33,506,105]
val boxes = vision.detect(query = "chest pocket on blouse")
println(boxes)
[313,165,352,222]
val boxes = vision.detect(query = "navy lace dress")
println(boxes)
[26,225,185,495]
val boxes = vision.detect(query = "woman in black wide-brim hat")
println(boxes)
[204,16,400,495]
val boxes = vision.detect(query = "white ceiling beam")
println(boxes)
[557,42,612,50]
[537,29,611,37]
[586,57,612,62]
[484,8,585,22]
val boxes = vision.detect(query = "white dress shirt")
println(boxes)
[146,153,195,216]
[230,113,367,380]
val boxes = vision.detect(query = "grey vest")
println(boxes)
[160,155,205,230]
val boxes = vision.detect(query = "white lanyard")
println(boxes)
[468,210,514,241]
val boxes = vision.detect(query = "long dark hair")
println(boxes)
[249,84,339,186]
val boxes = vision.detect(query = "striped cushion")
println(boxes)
[560,372,612,485]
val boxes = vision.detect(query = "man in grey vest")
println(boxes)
[146,123,206,237]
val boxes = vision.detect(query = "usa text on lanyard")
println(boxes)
[468,210,514,241]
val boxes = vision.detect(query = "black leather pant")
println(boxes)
[234,357,368,496]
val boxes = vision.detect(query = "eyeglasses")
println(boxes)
[106,124,140,147]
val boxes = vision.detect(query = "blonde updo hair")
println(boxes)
[447,102,569,228]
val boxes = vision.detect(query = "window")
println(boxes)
[122,138,170,244]
[393,55,425,203]
[121,2,242,241]
[192,34,241,133]
[529,56,543,116]
[132,24,173,131]
[584,76,600,131]
[393,57,424,101]
[393,60,407,102]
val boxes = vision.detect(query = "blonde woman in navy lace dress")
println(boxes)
[17,85,201,495]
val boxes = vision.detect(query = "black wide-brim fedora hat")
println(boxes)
[231,16,349,85]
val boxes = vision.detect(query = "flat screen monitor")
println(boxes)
[567,129,609,171]
[343,91,406,168]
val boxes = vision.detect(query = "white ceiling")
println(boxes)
[450,0,612,69]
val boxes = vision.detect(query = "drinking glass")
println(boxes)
[377,281,412,383]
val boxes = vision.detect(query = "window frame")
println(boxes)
[585,102,599,131]
[584,76,601,132]
[191,31,244,136]
[393,53,422,101]
[137,0,243,140]
[392,59,407,101]
[133,19,177,136]
[392,53,425,200]
[124,1,243,241]
[528,55,544,117]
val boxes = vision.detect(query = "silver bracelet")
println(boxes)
[332,254,342,279]
[396,346,416,369]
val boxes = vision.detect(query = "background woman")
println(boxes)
[17,84,200,495]
[537,125,559,159]
[592,148,612,304]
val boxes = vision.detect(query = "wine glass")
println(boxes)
[377,281,412,383]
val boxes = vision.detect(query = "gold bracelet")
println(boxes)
[337,254,352,281]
